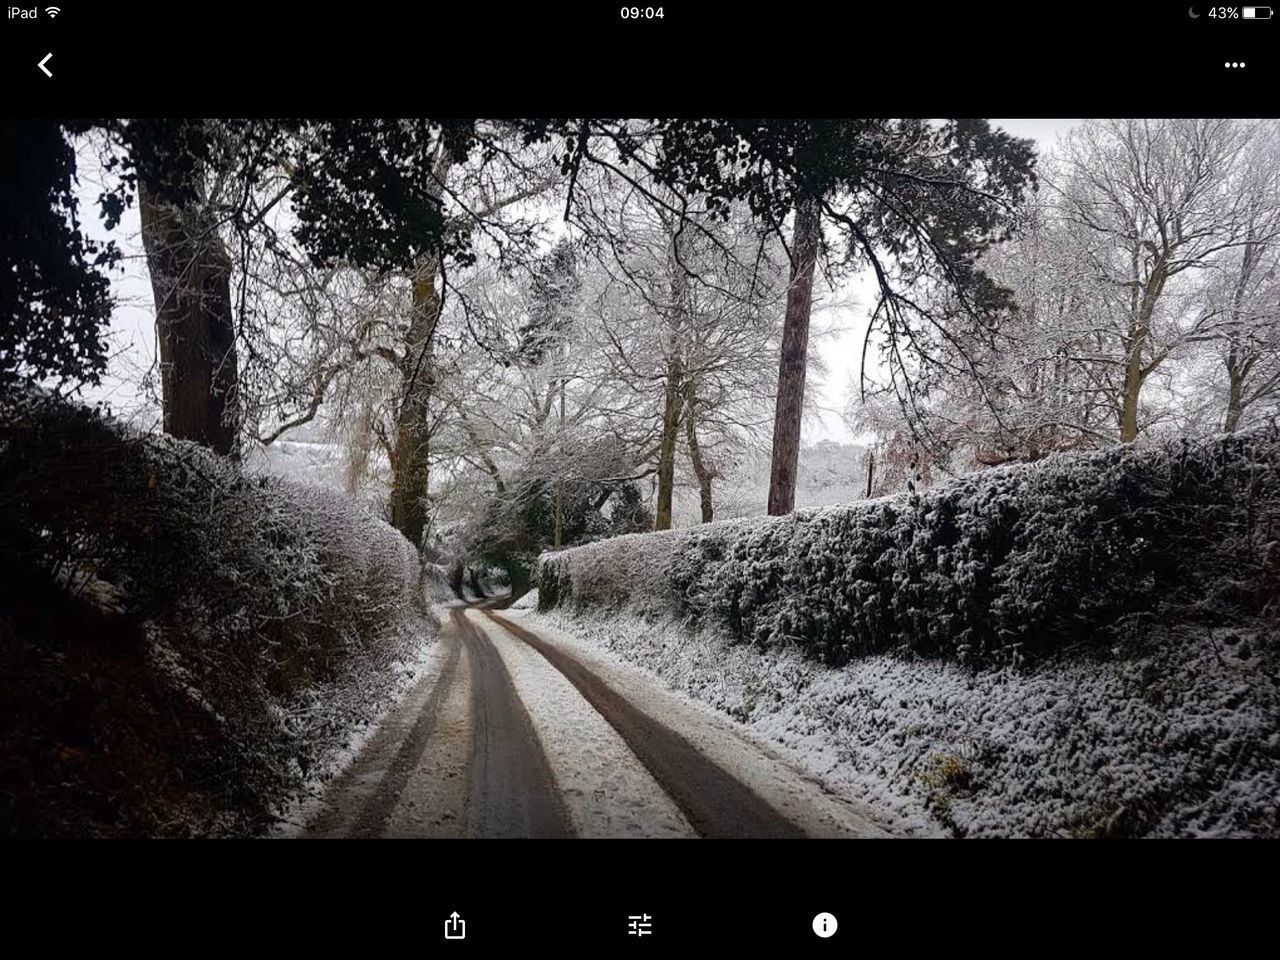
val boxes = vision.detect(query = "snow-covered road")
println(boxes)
[302,602,891,839]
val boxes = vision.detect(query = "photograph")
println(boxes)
[1,1,1277,947]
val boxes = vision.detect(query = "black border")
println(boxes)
[7,838,1275,950]
[2,2,1277,116]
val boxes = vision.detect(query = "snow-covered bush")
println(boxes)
[0,393,432,836]
[539,430,1280,666]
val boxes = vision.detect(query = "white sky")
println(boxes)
[77,119,1083,442]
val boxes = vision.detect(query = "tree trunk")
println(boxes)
[864,449,875,498]
[1118,250,1168,444]
[138,177,239,457]
[654,224,690,531]
[554,371,566,547]
[767,195,821,515]
[389,261,441,547]
[1119,343,1143,444]
[1224,346,1245,433]
[345,398,375,495]
[654,352,683,530]
[388,148,453,549]
[1222,238,1261,434]
[684,381,714,523]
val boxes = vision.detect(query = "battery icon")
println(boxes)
[1243,6,1273,17]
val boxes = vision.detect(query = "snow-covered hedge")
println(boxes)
[539,431,1280,666]
[1,394,433,836]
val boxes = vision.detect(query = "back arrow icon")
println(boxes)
[38,52,53,77]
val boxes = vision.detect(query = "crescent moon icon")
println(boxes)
[1189,6,1200,16]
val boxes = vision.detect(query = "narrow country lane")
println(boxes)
[302,600,891,839]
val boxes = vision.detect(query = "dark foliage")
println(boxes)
[288,119,482,271]
[471,454,652,599]
[0,121,118,387]
[516,238,581,364]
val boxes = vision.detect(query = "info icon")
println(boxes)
[812,912,838,938]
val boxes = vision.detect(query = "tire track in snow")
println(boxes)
[485,609,807,838]
[469,611,696,838]
[456,609,573,838]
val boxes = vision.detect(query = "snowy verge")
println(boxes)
[270,619,446,837]
[523,606,1280,837]
[510,588,539,610]
[502,607,905,836]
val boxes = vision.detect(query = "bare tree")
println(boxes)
[571,169,789,528]
[1208,124,1280,431]
[1053,119,1255,442]
[862,120,1280,464]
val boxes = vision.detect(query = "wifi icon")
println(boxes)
[45,6,61,16]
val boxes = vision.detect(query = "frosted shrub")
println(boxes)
[539,430,1280,666]
[1,394,431,835]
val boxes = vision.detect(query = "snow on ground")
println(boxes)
[522,607,1280,838]
[671,440,870,526]
[381,638,473,839]
[475,612,696,838]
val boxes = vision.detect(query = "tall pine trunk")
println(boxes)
[138,177,239,457]
[767,195,821,515]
